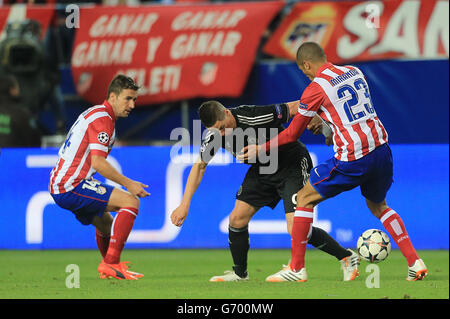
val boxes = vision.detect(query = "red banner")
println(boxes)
[263,0,449,64]
[0,4,54,40]
[71,2,283,106]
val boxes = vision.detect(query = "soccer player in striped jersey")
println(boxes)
[239,42,427,282]
[170,100,360,282]
[49,75,150,280]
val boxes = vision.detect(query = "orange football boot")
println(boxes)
[98,260,138,280]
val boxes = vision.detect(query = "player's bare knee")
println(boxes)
[297,197,317,209]
[296,191,320,209]
[229,216,247,229]
[366,198,388,219]
[92,213,113,235]
[123,194,140,210]
[229,212,249,229]
[97,223,111,236]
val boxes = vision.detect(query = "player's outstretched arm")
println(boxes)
[237,112,312,162]
[91,155,150,198]
[170,157,208,227]
[285,100,300,119]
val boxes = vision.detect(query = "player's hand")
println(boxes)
[171,205,188,227]
[237,144,261,162]
[126,180,150,198]
[307,116,323,135]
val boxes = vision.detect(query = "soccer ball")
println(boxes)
[356,229,391,263]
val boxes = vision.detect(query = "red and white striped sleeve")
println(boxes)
[87,116,114,158]
[264,82,325,150]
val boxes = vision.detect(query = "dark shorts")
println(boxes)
[309,143,393,203]
[51,178,114,225]
[236,152,313,214]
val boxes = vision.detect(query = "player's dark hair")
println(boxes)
[107,74,140,99]
[198,100,226,127]
[296,42,327,65]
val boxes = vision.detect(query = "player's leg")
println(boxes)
[366,198,427,280]
[228,168,262,280]
[211,166,274,282]
[284,212,359,281]
[289,181,325,272]
[51,178,116,260]
[96,187,143,280]
[362,144,426,280]
[102,187,139,265]
[210,200,258,282]
[280,155,333,271]
[366,198,419,265]
[267,157,361,282]
[288,214,352,261]
[95,195,144,279]
[51,179,138,279]
[93,211,143,279]
[282,169,354,263]
[91,211,113,258]
[228,200,258,279]
[287,213,347,258]
[265,182,324,282]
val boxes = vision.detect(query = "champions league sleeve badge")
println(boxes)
[97,132,110,144]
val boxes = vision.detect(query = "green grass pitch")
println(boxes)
[0,249,448,299]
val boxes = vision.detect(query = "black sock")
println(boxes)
[308,226,351,260]
[228,225,249,277]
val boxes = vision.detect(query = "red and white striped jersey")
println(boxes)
[49,101,116,194]
[301,62,388,161]
[272,62,388,162]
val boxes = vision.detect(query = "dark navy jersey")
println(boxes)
[200,103,308,167]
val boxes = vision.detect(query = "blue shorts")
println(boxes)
[309,144,393,203]
[51,179,114,225]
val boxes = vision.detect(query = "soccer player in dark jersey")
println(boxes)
[170,100,360,282]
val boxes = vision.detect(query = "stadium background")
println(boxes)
[0,0,448,253]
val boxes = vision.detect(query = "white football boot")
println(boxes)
[209,270,249,282]
[340,249,360,281]
[265,265,307,282]
[406,259,428,281]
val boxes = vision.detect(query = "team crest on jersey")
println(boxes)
[97,132,109,144]
[96,186,106,195]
